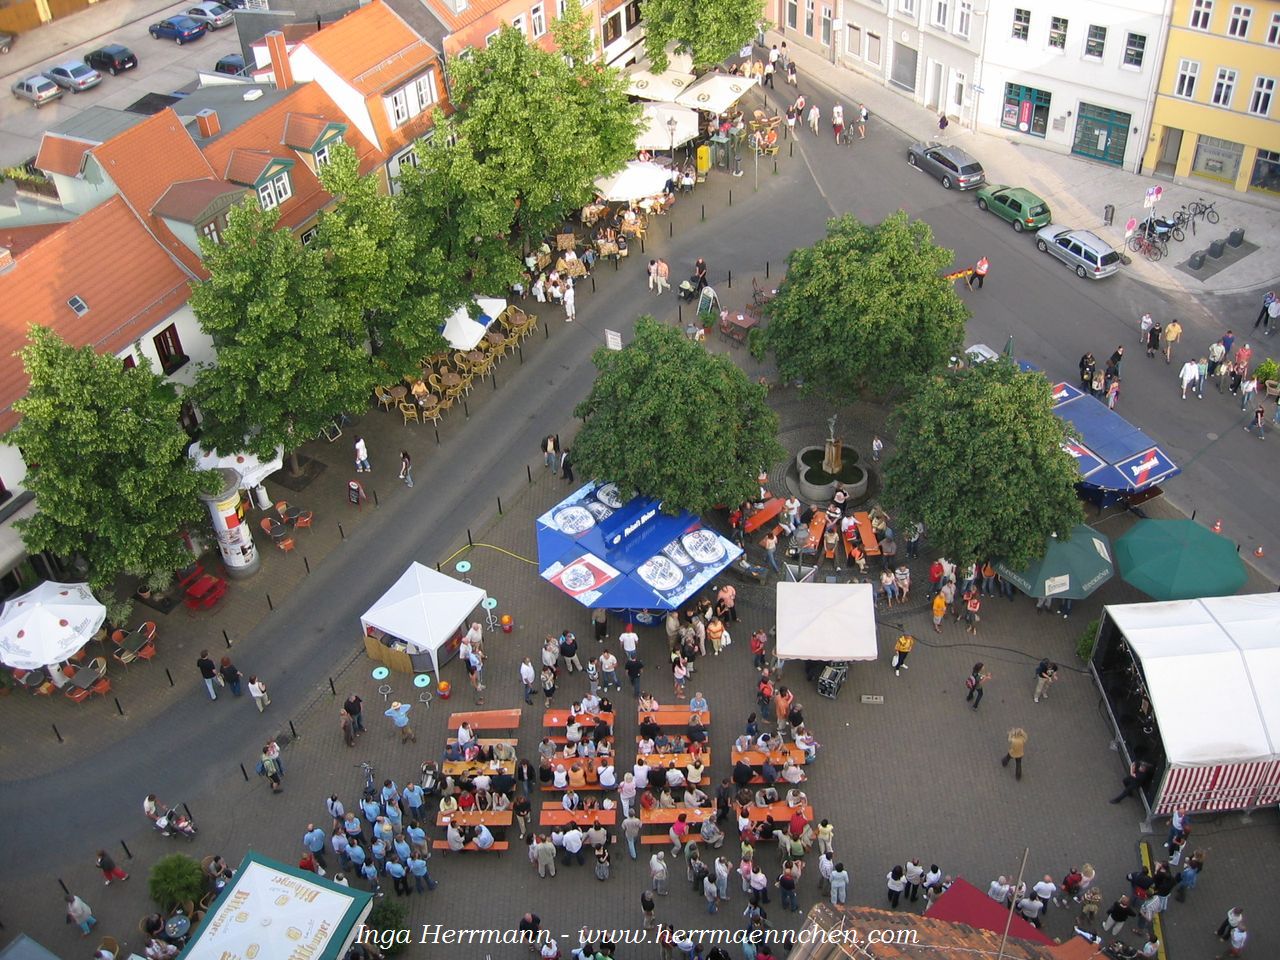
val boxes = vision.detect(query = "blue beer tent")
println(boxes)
[536,481,742,610]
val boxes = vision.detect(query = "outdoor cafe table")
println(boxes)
[540,808,617,827]
[638,707,710,727]
[67,668,99,691]
[803,513,827,553]
[448,708,522,733]
[436,810,513,829]
[465,350,485,367]
[545,709,614,731]
[164,914,191,940]
[732,745,807,767]
[745,802,814,824]
[17,669,47,690]
[720,311,757,344]
[635,751,710,768]
[119,631,154,656]
[389,385,408,401]
[284,506,304,524]
[441,758,516,779]
[640,807,713,825]
[485,330,506,347]
[440,371,462,391]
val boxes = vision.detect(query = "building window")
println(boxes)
[485,29,500,46]
[122,355,136,370]
[153,324,187,375]
[805,0,814,36]
[257,171,292,211]
[385,72,439,129]
[414,75,437,110]
[1212,67,1237,107]
[953,70,966,107]
[786,0,797,30]
[899,0,915,15]
[390,89,410,125]
[510,13,525,34]
[531,3,545,36]
[1048,16,1068,49]
[1123,33,1146,67]
[299,225,319,246]
[846,23,862,56]
[821,5,832,44]
[1227,5,1251,37]
[625,0,641,29]
[1190,0,1213,30]
[200,220,220,244]
[67,295,88,317]
[556,0,567,16]
[1011,8,1030,40]
[1251,148,1280,192]
[1249,75,1275,115]
[1001,82,1052,137]
[1175,59,1200,98]
[178,400,200,438]
[955,0,971,38]
[932,0,949,28]
[1268,11,1279,44]
[602,11,621,44]
[867,32,882,65]
[1192,134,1243,181]
[1084,25,1106,58]
[257,183,277,210]
[314,143,331,166]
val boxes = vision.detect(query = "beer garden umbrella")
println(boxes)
[593,161,673,202]
[0,581,107,670]
[1115,519,1247,600]
[995,524,1114,599]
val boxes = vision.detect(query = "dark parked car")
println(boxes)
[85,44,138,75]
[213,53,246,76]
[906,141,985,190]
[148,16,208,44]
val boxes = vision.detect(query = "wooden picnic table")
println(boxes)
[539,808,618,827]
[851,511,880,556]
[441,758,516,778]
[638,707,711,727]
[744,803,814,823]
[744,498,784,535]
[544,709,614,731]
[435,810,513,829]
[448,709,522,732]
[635,752,710,768]
[732,745,807,767]
[803,513,827,553]
[640,807,713,825]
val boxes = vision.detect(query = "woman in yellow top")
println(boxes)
[893,634,915,676]
[932,592,947,633]
[438,794,458,814]
[706,618,725,655]
[568,763,587,789]
[1002,728,1028,780]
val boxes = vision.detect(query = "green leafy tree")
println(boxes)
[148,854,205,911]
[641,0,764,71]
[881,359,1083,567]
[315,142,446,381]
[6,327,213,593]
[572,318,785,513]
[439,9,640,247]
[190,200,372,473]
[757,212,968,400]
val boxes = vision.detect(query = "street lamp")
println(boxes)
[667,116,679,163]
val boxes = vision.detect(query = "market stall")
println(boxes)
[536,481,741,611]
[775,582,878,700]
[360,562,487,675]
[1090,593,1280,816]
[176,852,372,960]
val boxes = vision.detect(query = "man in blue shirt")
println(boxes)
[360,796,381,825]
[401,782,425,822]
[380,780,400,807]
[384,701,416,743]
[384,858,409,896]
[359,860,382,897]
[406,823,427,856]
[303,824,328,870]
[474,823,496,850]
[407,854,438,893]
[347,843,366,870]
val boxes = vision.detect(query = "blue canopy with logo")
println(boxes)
[536,481,742,610]
[1050,381,1179,499]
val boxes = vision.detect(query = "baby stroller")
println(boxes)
[678,279,698,302]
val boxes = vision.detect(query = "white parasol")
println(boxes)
[626,65,696,103]
[0,581,106,670]
[593,161,673,202]
[636,101,700,152]
[675,73,758,114]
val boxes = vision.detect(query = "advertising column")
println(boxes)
[198,468,261,578]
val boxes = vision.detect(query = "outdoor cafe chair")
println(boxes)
[275,500,289,518]
[400,402,420,425]
[95,936,121,959]
[276,537,296,554]
[65,669,94,703]
[374,386,395,412]
[428,372,445,395]
[134,641,158,664]
[293,511,314,530]
[89,656,108,678]
[112,645,138,669]
[421,402,441,426]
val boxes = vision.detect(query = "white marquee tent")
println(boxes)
[360,562,487,676]
[1101,593,1280,813]
[441,296,507,350]
[775,582,878,662]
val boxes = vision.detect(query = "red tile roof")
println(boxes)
[34,134,94,177]
[152,179,248,223]
[0,196,193,432]
[424,0,508,31]
[0,222,66,256]
[223,149,277,186]
[282,113,334,150]
[302,0,435,95]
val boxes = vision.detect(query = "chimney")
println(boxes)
[265,31,293,91]
[0,247,13,274]
[195,109,221,139]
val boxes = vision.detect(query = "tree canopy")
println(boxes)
[190,200,372,469]
[641,0,764,71]
[881,359,1083,567]
[315,142,446,382]
[439,9,640,245]
[757,212,968,401]
[6,327,214,593]
[572,318,785,514]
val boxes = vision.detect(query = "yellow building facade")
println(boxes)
[1143,0,1280,194]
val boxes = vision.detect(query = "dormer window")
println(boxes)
[257,172,292,211]
[384,70,439,129]
[314,144,331,166]
[67,295,88,317]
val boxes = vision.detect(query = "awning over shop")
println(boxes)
[536,481,741,610]
[1051,381,1179,493]
[774,582,878,661]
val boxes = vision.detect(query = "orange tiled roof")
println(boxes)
[424,0,508,32]
[152,179,249,223]
[0,196,193,433]
[223,149,277,186]
[0,222,66,256]
[303,0,436,95]
[34,134,94,178]
[282,113,335,150]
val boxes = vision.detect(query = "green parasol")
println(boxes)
[995,524,1114,599]
[1114,519,1247,600]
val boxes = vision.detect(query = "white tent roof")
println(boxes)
[360,562,486,675]
[775,582,878,661]
[675,73,758,114]
[636,101,700,151]
[626,65,697,102]
[1107,593,1280,767]
[441,296,506,350]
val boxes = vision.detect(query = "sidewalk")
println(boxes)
[0,0,183,79]
[767,31,1280,296]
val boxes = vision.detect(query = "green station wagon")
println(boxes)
[975,185,1051,232]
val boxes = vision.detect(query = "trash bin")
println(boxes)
[1228,227,1245,247]
[1103,203,1115,226]
[500,614,513,634]
[1189,250,1207,270]
[696,144,712,175]
[1209,239,1226,258]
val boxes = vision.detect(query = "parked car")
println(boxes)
[0,31,15,55]
[184,3,235,29]
[11,74,63,107]
[213,53,247,76]
[84,44,138,75]
[975,185,1051,232]
[43,60,103,93]
[148,16,208,43]
[906,142,985,190]
[1035,226,1121,279]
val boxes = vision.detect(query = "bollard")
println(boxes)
[678,303,683,324]
[304,556,311,575]
[766,261,770,278]
[669,221,673,238]
[527,464,533,484]
[773,160,778,175]
[434,427,440,445]
[498,496,504,515]
[267,593,274,611]
[518,345,524,365]
[165,668,175,687]
[114,697,124,717]
[121,840,132,860]
[591,276,596,293]
[640,236,645,254]
[728,270,732,289]
[329,677,337,697]
[467,529,474,548]
[223,629,232,648]
[729,190,733,207]
[241,763,249,782]
[52,723,63,743]
[613,256,618,271]
[491,371,497,391]
[463,400,470,419]
[789,142,794,157]
[701,204,705,222]
[289,720,298,739]
[339,523,346,540]
[372,490,379,508]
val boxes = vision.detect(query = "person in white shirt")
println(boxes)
[619,774,637,816]
[633,760,650,784]
[780,761,805,784]
[471,773,492,793]
[619,625,639,660]
[665,765,686,788]
[474,823,495,849]
[519,658,536,705]
[562,790,581,811]
[553,765,569,789]
[598,762,617,788]
[1017,896,1044,926]
[562,827,585,865]
[457,722,476,748]
[987,876,1011,903]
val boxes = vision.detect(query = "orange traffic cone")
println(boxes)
[1254,545,1265,558]
[1212,519,1222,533]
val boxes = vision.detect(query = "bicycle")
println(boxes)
[1188,197,1220,224]
[355,760,375,797]
[1127,232,1165,262]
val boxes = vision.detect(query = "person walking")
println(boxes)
[541,665,557,707]
[655,258,670,294]
[931,591,947,634]
[871,434,884,462]
[966,256,989,290]
[520,657,536,705]
[398,450,413,487]
[563,282,576,322]
[831,103,845,143]
[763,59,775,88]
[963,590,981,635]
[892,634,914,676]
[1138,312,1153,345]
[1107,377,1122,409]
[1196,355,1209,398]
[341,709,356,747]
[1001,727,1028,780]
[965,663,991,709]
[196,650,218,701]
[96,850,129,885]
[560,448,574,483]
[65,894,97,936]
[1208,337,1228,389]
[1033,659,1057,703]
[260,746,283,793]
[1102,896,1135,936]
[543,435,560,472]
[354,436,371,473]
[344,694,365,735]
[1163,318,1182,364]
[807,103,820,135]
[650,850,669,895]
[1239,373,1258,412]
[857,104,869,138]
[937,112,949,136]
[886,865,906,907]
[829,862,849,906]
[1179,359,1199,399]
[1146,321,1162,358]
[1253,290,1277,333]
[762,529,781,577]
[384,701,416,743]
[247,675,270,712]
[304,823,329,871]
[218,657,242,696]
[648,259,661,294]
[559,631,583,673]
